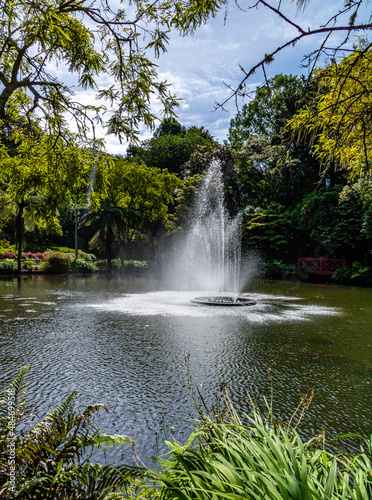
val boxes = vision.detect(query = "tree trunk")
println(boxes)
[106,226,113,271]
[16,201,25,274]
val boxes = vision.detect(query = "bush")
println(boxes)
[44,251,74,273]
[1,251,16,260]
[74,258,97,273]
[124,260,149,269]
[22,259,36,271]
[22,251,46,261]
[0,240,16,257]
[95,259,149,270]
[34,252,46,261]
[0,259,17,275]
[332,261,372,285]
[48,247,95,261]
[261,259,296,279]
[22,252,36,259]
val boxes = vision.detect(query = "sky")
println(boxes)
[73,0,371,155]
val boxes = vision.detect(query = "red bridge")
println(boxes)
[298,257,345,276]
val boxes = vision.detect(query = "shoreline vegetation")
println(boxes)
[0,244,150,278]
[1,367,371,499]
[1,245,372,287]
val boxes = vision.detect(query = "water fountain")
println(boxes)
[166,160,256,306]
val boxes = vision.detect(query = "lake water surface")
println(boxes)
[1,275,371,463]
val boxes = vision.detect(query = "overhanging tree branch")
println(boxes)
[215,0,372,111]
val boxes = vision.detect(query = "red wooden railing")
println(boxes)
[298,257,345,276]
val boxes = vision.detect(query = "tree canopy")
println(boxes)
[128,123,214,176]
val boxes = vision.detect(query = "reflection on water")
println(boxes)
[0,275,372,463]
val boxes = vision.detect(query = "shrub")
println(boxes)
[95,259,149,270]
[261,259,295,279]
[1,251,16,260]
[44,251,74,273]
[34,252,46,261]
[74,259,97,273]
[48,247,95,261]
[0,259,17,275]
[22,251,46,261]
[22,252,36,259]
[124,260,149,269]
[332,261,372,285]
[95,259,107,268]
[22,259,36,271]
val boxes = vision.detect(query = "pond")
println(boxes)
[0,275,371,464]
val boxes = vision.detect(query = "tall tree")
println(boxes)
[229,74,321,206]
[83,159,180,264]
[228,74,310,149]
[0,127,107,270]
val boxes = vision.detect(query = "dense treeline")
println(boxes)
[1,48,372,283]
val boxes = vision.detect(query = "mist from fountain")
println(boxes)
[164,160,243,294]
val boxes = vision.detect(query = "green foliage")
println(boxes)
[95,259,148,270]
[289,42,372,177]
[87,159,181,264]
[44,251,74,273]
[0,127,109,271]
[1,369,372,499]
[74,258,97,273]
[153,118,186,138]
[332,262,372,286]
[237,136,319,207]
[229,74,309,148]
[0,367,142,499]
[166,174,203,233]
[155,390,372,500]
[0,0,224,141]
[0,259,17,275]
[293,185,372,261]
[135,126,214,176]
[124,260,149,269]
[83,199,141,268]
[229,75,321,207]
[243,203,294,259]
[261,259,296,279]
[0,240,15,255]
[48,247,95,261]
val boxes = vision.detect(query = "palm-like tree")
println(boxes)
[81,200,140,270]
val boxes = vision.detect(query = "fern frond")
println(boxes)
[0,366,29,434]
[44,391,77,423]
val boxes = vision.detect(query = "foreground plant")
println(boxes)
[0,367,145,499]
[155,388,372,499]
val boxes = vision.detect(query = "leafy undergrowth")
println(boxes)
[155,393,372,499]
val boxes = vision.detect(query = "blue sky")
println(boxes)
[75,0,370,155]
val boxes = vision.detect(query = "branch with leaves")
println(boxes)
[0,0,225,142]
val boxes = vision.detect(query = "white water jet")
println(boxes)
[164,161,242,293]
